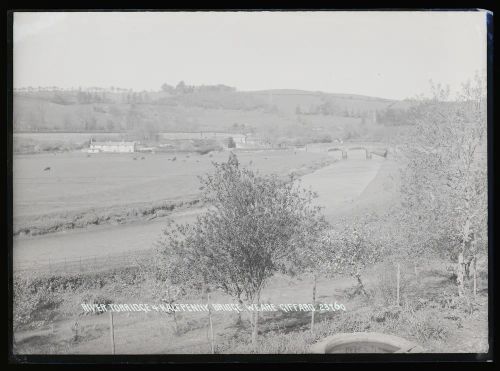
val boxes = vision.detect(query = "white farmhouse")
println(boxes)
[88,139,136,153]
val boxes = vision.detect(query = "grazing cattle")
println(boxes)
[43,167,51,171]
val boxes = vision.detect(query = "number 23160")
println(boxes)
[318,303,346,311]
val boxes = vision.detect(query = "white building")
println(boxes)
[88,139,136,153]
[235,136,273,149]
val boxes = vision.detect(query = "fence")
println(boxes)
[13,248,157,275]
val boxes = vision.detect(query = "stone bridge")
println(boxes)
[326,144,388,160]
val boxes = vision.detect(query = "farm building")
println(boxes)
[235,136,273,149]
[88,139,136,153]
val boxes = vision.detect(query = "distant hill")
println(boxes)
[13,86,414,145]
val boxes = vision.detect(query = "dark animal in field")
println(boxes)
[133,157,137,160]
[141,157,145,160]
[172,157,177,161]
[43,167,51,171]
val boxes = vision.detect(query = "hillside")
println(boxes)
[13,86,412,153]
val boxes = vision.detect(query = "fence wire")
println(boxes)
[14,248,157,275]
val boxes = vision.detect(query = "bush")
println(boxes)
[13,276,61,330]
[224,310,372,354]
[13,138,87,154]
[311,134,333,143]
[80,293,113,315]
[371,262,414,307]
[194,139,222,155]
[226,137,236,148]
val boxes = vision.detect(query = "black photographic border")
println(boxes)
[3,1,496,367]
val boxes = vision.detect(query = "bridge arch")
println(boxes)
[328,147,347,160]
[328,145,387,160]
[346,147,372,160]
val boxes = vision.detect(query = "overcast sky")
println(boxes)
[13,11,487,100]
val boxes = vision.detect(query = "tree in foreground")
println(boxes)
[399,75,487,298]
[157,153,328,348]
[317,214,385,297]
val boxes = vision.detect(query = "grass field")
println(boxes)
[13,258,488,354]
[12,144,488,355]
[13,149,339,242]
[14,150,332,218]
[13,148,382,266]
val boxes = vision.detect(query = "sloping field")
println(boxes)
[13,149,336,266]
[13,150,328,219]
[14,151,389,267]
[301,154,386,221]
[13,208,201,265]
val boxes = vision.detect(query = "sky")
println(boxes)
[13,11,488,100]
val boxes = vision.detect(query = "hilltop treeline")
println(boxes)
[13,82,417,146]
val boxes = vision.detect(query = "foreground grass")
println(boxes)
[13,259,488,354]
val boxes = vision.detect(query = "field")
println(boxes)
[13,255,488,354]
[14,147,382,268]
[14,150,336,217]
[12,143,488,355]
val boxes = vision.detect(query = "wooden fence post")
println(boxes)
[396,263,400,306]
[473,256,477,298]
[109,310,115,354]
[311,275,317,334]
[207,292,215,354]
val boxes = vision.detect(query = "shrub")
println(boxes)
[371,262,415,307]
[398,301,448,342]
[80,293,114,315]
[226,137,236,148]
[311,134,333,143]
[194,140,222,155]
[13,275,61,330]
